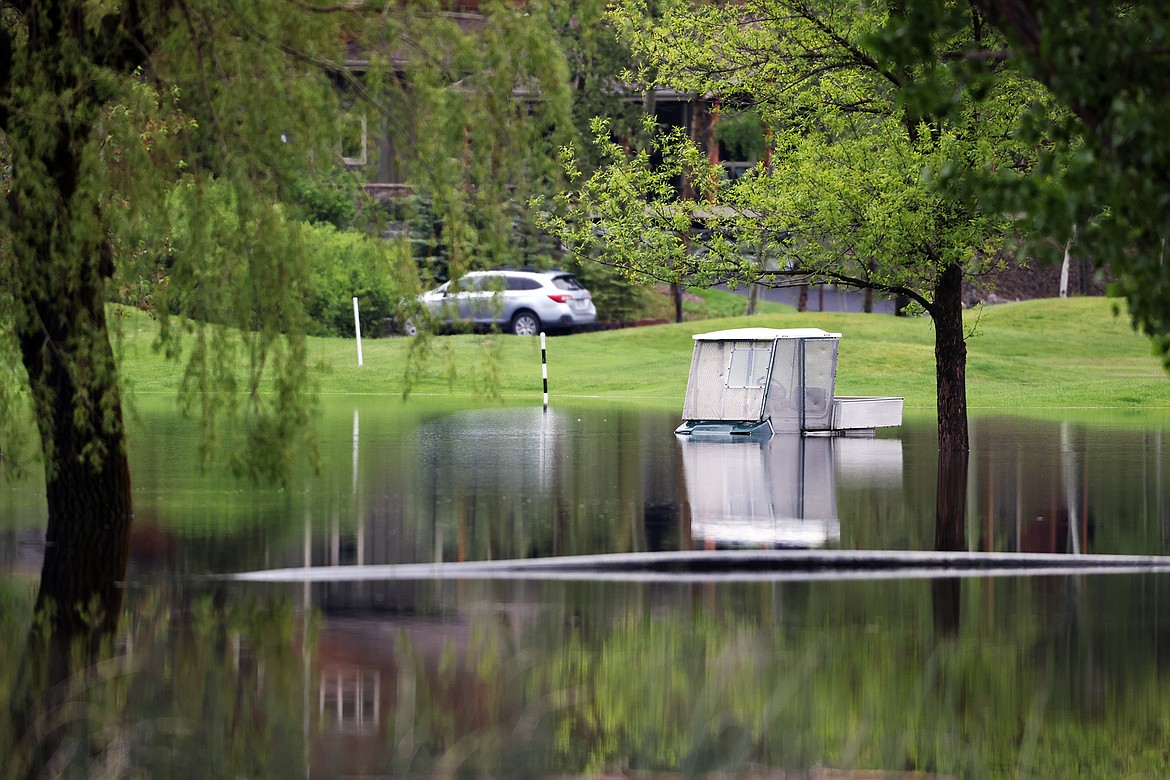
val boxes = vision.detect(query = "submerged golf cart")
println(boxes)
[675,327,903,439]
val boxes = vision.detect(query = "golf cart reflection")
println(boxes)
[681,434,903,549]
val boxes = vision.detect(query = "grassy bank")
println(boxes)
[115,297,1169,410]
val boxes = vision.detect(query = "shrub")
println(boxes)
[301,223,417,337]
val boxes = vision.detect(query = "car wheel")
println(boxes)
[403,320,420,337]
[510,311,540,336]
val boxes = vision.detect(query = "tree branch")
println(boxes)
[792,0,905,90]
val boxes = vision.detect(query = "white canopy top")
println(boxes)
[692,327,841,341]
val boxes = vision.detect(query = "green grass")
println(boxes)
[635,285,794,321]
[685,286,794,319]
[114,297,1169,410]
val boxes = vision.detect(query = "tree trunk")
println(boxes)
[932,262,969,451]
[4,3,136,723]
[9,187,133,777]
[864,260,876,312]
[19,318,133,644]
[2,7,144,772]
[11,305,133,772]
[797,284,809,312]
[672,282,684,323]
[11,217,134,673]
[746,283,760,315]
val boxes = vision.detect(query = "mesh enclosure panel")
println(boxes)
[765,339,802,432]
[682,341,770,421]
[800,338,838,430]
[682,341,724,419]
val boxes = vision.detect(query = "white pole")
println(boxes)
[1059,239,1070,298]
[1059,223,1077,298]
[540,331,549,411]
[352,296,363,366]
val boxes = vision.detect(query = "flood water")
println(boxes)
[2,398,1170,778]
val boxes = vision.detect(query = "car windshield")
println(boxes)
[551,275,583,291]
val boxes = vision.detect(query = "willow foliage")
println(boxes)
[0,2,352,480]
[0,0,583,480]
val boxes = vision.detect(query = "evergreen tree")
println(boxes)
[349,0,575,281]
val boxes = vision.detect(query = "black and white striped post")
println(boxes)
[540,331,549,411]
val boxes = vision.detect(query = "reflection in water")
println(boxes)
[966,417,1168,555]
[3,403,1170,777]
[933,449,969,636]
[6,573,1170,778]
[4,403,1165,567]
[0,585,309,779]
[681,435,903,549]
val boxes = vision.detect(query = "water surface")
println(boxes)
[2,399,1169,778]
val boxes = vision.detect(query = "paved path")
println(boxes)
[724,283,898,315]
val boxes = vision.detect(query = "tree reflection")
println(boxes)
[8,571,131,776]
[7,572,1170,777]
[2,583,308,779]
[932,449,969,637]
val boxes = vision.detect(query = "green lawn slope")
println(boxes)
[115,297,1168,410]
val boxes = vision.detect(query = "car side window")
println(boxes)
[507,276,541,291]
[479,274,510,292]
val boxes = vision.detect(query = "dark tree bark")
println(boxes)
[9,275,133,775]
[16,279,134,644]
[2,6,152,759]
[2,0,142,656]
[863,260,876,313]
[929,262,970,451]
[894,293,912,316]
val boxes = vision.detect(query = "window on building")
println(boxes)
[341,112,368,167]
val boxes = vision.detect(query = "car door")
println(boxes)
[458,273,506,325]
[419,280,457,325]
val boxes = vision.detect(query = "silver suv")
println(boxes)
[407,269,597,336]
